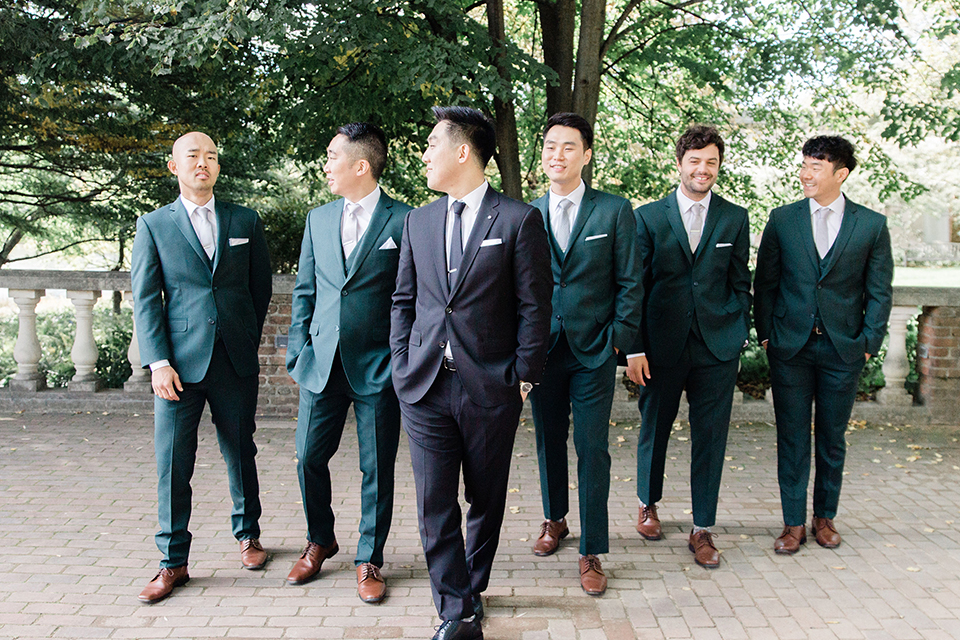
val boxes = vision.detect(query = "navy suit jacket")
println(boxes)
[631,190,752,366]
[754,197,893,364]
[287,192,411,395]
[131,198,272,382]
[390,187,553,407]
[529,186,642,369]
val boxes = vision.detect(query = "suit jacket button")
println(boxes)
[817,284,823,289]
[341,290,348,296]
[556,315,562,320]
[438,341,445,348]
[445,307,452,314]
[693,281,699,286]
[208,318,215,325]
[686,312,692,317]
[560,282,566,288]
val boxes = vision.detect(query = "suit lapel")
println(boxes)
[449,189,499,301]
[794,199,821,273]
[820,198,860,280]
[694,194,723,261]
[430,199,452,297]
[346,194,393,281]
[211,202,231,274]
[531,194,564,264]
[563,186,597,265]
[168,199,212,269]
[664,191,692,264]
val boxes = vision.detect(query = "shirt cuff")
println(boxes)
[627,353,645,359]
[149,359,171,372]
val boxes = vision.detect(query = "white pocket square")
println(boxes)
[585,234,608,242]
[715,242,733,248]
[480,238,503,247]
[229,237,249,246]
[378,237,398,250]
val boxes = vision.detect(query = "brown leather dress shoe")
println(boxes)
[138,566,189,603]
[239,538,268,570]
[774,525,807,554]
[636,504,662,540]
[356,563,386,603]
[688,530,720,568]
[813,517,841,548]
[532,518,569,556]
[578,555,607,596]
[286,540,339,585]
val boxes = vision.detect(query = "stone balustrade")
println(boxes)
[0,269,958,422]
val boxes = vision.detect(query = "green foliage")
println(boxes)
[737,326,770,400]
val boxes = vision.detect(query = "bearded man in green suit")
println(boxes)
[626,125,752,569]
[132,131,273,603]
[755,136,893,554]
[285,123,411,602]
[527,112,642,596]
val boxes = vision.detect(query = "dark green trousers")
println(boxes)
[154,339,261,568]
[296,350,401,567]
[529,333,618,555]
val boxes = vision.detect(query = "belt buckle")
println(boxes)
[813,326,823,335]
[442,358,457,372]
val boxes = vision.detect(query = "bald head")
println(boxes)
[168,131,220,203]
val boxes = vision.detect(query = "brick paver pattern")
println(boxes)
[1,411,959,639]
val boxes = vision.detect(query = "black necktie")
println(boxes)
[448,200,466,287]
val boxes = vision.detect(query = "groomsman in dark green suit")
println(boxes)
[528,113,642,595]
[132,131,273,603]
[755,136,893,554]
[286,123,411,602]
[626,125,751,568]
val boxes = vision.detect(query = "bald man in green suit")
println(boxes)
[132,131,273,603]
[286,123,411,602]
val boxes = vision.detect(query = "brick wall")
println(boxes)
[256,275,298,416]
[916,306,960,420]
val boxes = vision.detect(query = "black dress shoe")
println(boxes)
[431,619,483,640]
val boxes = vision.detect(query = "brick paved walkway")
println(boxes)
[2,410,959,639]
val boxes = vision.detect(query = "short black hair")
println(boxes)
[431,106,497,168]
[802,136,857,173]
[676,124,725,165]
[544,112,593,150]
[336,122,388,180]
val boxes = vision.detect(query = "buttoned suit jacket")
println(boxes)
[754,197,893,365]
[390,188,553,407]
[131,199,272,382]
[286,193,411,395]
[631,190,752,366]
[529,186,642,369]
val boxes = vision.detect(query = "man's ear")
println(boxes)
[167,159,178,176]
[457,143,471,165]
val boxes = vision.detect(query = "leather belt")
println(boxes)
[442,357,457,372]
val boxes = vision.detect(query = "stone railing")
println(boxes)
[1,270,958,422]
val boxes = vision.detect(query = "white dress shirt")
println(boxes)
[444,181,488,358]
[547,179,586,244]
[341,185,381,257]
[809,193,845,255]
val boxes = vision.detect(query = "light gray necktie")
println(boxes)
[555,198,574,252]
[815,207,832,258]
[342,202,362,259]
[194,206,215,260]
[688,202,704,253]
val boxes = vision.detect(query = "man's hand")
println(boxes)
[762,339,768,351]
[152,365,183,401]
[626,355,651,386]
[866,353,872,361]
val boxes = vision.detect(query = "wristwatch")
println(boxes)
[520,381,534,394]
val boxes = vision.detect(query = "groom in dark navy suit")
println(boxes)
[755,136,893,554]
[390,106,552,640]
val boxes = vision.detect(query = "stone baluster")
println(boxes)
[877,305,917,406]
[67,290,103,392]
[9,289,47,391]
[123,292,151,392]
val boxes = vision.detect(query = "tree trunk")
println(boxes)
[0,228,24,268]
[539,0,576,116]
[487,0,522,199]
[573,0,606,185]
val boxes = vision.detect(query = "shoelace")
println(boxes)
[642,504,659,520]
[241,539,263,552]
[692,530,716,547]
[299,542,319,558]
[358,564,381,582]
[581,555,603,574]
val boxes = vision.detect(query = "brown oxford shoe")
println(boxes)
[636,504,662,540]
[813,517,841,548]
[688,530,720,568]
[532,518,569,557]
[578,555,607,596]
[239,538,268,570]
[138,566,189,604]
[356,563,386,603]
[286,540,339,585]
[774,525,807,554]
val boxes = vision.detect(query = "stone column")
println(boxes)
[67,290,103,392]
[9,289,46,392]
[122,292,151,393]
[877,306,917,406]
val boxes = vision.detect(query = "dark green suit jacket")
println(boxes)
[286,192,411,395]
[529,186,641,369]
[131,198,272,382]
[754,197,893,364]
[631,190,752,366]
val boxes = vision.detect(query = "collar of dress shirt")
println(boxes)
[808,193,845,218]
[548,179,586,213]
[675,187,711,218]
[180,193,216,218]
[448,181,488,215]
[347,185,381,217]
